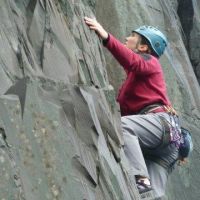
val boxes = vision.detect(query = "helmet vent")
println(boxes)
[155,42,160,48]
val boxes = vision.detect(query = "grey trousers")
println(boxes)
[121,112,179,198]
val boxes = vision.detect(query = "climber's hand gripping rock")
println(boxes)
[84,17,108,40]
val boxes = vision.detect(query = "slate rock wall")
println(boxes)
[96,0,200,200]
[0,0,141,199]
[177,0,200,85]
[0,0,200,200]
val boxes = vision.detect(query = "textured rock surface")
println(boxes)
[177,0,200,85]
[0,1,139,199]
[0,0,199,200]
[96,0,200,200]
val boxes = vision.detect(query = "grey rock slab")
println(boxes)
[1,0,200,199]
[42,1,78,83]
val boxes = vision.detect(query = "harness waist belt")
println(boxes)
[138,104,178,115]
[138,104,165,114]
[146,106,165,114]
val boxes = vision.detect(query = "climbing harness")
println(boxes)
[139,104,182,171]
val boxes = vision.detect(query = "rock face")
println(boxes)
[177,0,200,85]
[0,0,199,200]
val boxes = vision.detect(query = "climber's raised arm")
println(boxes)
[84,17,145,71]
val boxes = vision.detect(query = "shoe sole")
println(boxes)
[140,190,154,200]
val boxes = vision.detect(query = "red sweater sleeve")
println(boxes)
[104,34,158,74]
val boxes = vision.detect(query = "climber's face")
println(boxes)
[125,32,148,53]
[125,32,141,50]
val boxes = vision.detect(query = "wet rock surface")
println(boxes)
[0,0,199,200]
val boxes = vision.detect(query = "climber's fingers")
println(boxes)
[84,16,108,40]
[84,17,99,28]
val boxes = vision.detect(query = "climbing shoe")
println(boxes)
[136,179,152,194]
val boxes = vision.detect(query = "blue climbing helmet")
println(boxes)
[134,26,168,57]
[179,128,193,158]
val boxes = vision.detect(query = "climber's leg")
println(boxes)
[146,160,168,198]
[123,131,149,178]
[121,113,165,193]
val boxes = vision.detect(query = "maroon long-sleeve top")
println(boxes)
[104,34,171,116]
